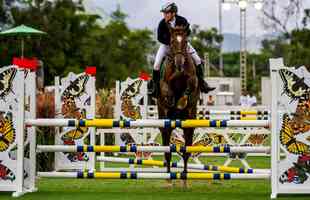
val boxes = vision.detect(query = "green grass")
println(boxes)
[0,179,307,200]
[0,157,308,200]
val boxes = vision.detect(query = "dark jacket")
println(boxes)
[157,15,191,45]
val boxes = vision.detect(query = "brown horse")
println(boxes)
[157,26,200,177]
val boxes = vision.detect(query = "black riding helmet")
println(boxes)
[160,2,178,13]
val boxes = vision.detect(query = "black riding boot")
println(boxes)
[148,70,161,97]
[196,63,216,93]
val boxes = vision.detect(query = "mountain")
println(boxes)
[222,33,262,53]
[222,33,241,53]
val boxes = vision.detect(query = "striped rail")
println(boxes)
[97,157,270,174]
[37,145,271,154]
[38,171,270,180]
[26,119,270,128]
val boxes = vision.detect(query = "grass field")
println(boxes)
[0,156,309,200]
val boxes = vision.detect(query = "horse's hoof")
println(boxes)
[168,98,175,107]
[182,180,191,189]
[177,95,188,110]
[164,180,173,189]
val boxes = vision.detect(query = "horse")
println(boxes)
[157,25,200,182]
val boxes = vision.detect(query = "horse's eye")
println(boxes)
[176,35,182,42]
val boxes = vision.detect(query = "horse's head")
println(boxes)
[169,25,188,72]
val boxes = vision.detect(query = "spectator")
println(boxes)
[36,60,44,93]
[248,91,257,106]
[239,90,249,107]
[207,95,215,106]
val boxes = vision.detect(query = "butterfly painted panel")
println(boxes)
[117,78,148,147]
[62,74,89,100]
[0,67,17,101]
[0,66,31,189]
[279,154,310,184]
[0,112,15,152]
[55,72,95,171]
[277,65,310,189]
[0,161,15,182]
[280,114,310,155]
[279,69,310,102]
[120,79,143,120]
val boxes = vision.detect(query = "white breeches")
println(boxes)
[153,43,201,70]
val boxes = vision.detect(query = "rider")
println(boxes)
[149,2,215,97]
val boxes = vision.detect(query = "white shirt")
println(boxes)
[239,95,249,107]
[248,95,257,106]
[169,17,176,28]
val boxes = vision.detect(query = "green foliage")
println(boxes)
[302,9,310,27]
[0,0,155,88]
[93,14,155,87]
[261,28,310,70]
[222,52,239,77]
[190,25,223,73]
[222,52,270,94]
[285,29,310,68]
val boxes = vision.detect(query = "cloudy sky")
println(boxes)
[83,0,310,37]
[85,0,265,35]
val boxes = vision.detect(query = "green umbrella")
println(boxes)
[0,24,46,58]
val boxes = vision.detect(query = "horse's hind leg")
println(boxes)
[182,128,194,188]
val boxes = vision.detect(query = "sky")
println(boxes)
[83,0,308,37]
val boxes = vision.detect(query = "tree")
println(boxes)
[190,25,223,76]
[302,9,310,27]
[0,0,20,29]
[0,1,155,87]
[87,7,155,87]
[285,28,310,68]
[1,0,101,84]
[259,28,310,70]
[262,0,304,36]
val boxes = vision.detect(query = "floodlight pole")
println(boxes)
[221,0,264,92]
[240,8,247,92]
[219,0,224,77]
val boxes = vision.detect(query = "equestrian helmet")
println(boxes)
[161,2,178,13]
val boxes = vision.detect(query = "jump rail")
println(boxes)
[36,145,271,154]
[97,156,270,174]
[38,171,271,180]
[26,119,270,128]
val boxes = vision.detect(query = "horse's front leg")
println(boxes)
[182,127,194,188]
[160,80,175,108]
[160,127,173,187]
[183,128,194,174]
[177,76,198,110]
[160,127,172,173]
